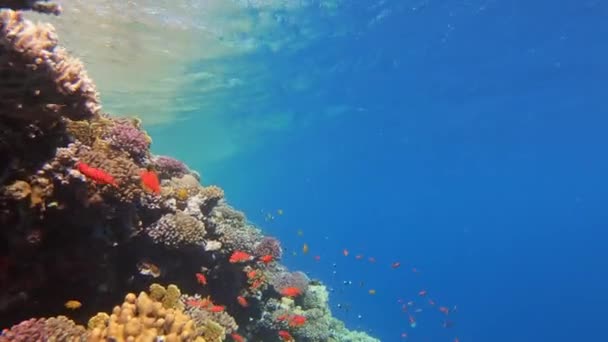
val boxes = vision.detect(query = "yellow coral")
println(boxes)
[175,187,190,201]
[148,283,184,310]
[88,312,110,330]
[87,291,198,342]
[199,320,225,342]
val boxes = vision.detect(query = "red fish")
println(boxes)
[289,314,307,327]
[278,330,293,341]
[231,333,245,342]
[355,254,364,260]
[343,249,349,256]
[428,299,436,306]
[280,287,302,298]
[246,270,257,279]
[439,306,450,315]
[230,251,253,263]
[195,272,207,285]
[259,255,273,264]
[209,305,225,312]
[391,261,401,269]
[237,295,249,307]
[418,289,427,297]
[76,162,118,187]
[140,169,160,194]
[314,255,321,262]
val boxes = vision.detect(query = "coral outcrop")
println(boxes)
[0,5,379,342]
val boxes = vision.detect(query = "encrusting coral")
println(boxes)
[0,5,380,342]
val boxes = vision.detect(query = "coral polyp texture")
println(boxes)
[0,5,379,342]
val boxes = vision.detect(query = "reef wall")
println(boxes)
[0,2,379,341]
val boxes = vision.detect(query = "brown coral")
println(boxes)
[0,10,100,122]
[146,211,207,248]
[88,291,201,342]
[0,316,86,342]
[182,295,238,335]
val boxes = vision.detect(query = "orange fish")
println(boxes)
[428,299,436,306]
[280,287,302,297]
[439,306,450,315]
[246,270,258,279]
[391,261,401,269]
[231,333,245,342]
[289,314,307,327]
[237,295,249,307]
[251,279,263,289]
[368,257,376,263]
[418,289,427,297]
[400,332,408,339]
[355,254,364,260]
[259,255,273,264]
[76,162,118,187]
[343,249,349,256]
[278,330,293,341]
[140,169,160,194]
[195,272,207,285]
[209,305,225,312]
[230,251,253,263]
[313,255,321,262]
[408,314,417,328]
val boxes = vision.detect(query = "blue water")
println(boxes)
[150,1,608,341]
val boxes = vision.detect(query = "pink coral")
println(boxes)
[108,120,150,160]
[153,155,189,179]
[254,236,283,259]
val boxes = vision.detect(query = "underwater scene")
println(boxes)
[1,0,607,341]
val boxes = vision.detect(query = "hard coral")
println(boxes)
[108,119,151,160]
[88,291,201,342]
[210,204,262,253]
[0,316,86,342]
[253,236,283,259]
[146,211,207,248]
[182,294,238,335]
[270,271,310,294]
[0,10,100,122]
[153,155,190,179]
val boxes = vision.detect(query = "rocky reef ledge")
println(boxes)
[0,2,379,342]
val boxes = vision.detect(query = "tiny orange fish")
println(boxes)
[343,249,349,256]
[209,305,225,312]
[230,251,253,263]
[313,255,321,262]
[259,255,273,264]
[251,279,264,289]
[231,333,245,342]
[418,289,427,297]
[281,287,302,298]
[247,270,258,279]
[195,272,207,285]
[391,261,401,269]
[355,254,364,260]
[140,169,160,194]
[439,306,450,315]
[64,300,82,310]
[237,295,249,307]
[368,257,376,263]
[289,314,307,327]
[278,330,294,341]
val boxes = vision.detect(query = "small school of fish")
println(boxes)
[264,209,461,341]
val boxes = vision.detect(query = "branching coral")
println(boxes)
[108,119,151,160]
[0,316,86,342]
[209,204,262,253]
[182,294,238,335]
[253,236,283,259]
[153,155,190,179]
[0,10,100,122]
[146,211,207,248]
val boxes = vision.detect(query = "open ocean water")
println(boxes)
[37,1,608,341]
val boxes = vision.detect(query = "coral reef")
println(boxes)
[0,5,379,342]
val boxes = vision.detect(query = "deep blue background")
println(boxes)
[150,1,608,341]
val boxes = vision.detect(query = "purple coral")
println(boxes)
[270,271,309,294]
[109,120,150,159]
[253,236,283,259]
[153,155,189,179]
